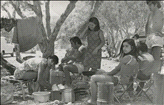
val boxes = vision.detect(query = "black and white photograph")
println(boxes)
[1,1,164,105]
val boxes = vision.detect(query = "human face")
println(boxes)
[122,42,132,54]
[88,22,96,31]
[47,58,53,66]
[70,41,77,49]
[148,2,156,12]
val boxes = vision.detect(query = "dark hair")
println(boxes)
[70,36,82,45]
[138,42,148,53]
[146,0,161,8]
[48,55,59,64]
[132,34,139,39]
[88,17,100,31]
[119,39,138,59]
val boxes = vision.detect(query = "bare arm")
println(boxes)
[107,63,121,76]
[62,47,86,63]
[145,14,150,36]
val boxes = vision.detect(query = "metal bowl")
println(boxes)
[33,91,51,103]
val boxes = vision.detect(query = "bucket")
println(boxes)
[97,82,114,105]
[62,88,75,103]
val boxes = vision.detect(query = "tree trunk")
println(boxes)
[41,1,77,58]
[9,1,77,58]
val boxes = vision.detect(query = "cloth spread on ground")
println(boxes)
[12,17,42,52]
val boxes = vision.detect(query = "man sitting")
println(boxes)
[61,36,86,88]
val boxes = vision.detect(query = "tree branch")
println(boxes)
[24,2,38,15]
[45,1,51,37]
[9,1,26,19]
[34,1,42,17]
[2,5,11,18]
[50,1,78,41]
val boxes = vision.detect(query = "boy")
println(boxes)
[61,36,86,88]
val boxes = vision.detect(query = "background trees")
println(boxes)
[1,1,164,58]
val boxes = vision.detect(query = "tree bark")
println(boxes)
[45,1,51,37]
[41,1,77,58]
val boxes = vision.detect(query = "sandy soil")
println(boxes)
[2,49,154,105]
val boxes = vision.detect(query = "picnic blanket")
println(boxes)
[12,17,43,52]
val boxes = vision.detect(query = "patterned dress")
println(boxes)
[84,30,102,71]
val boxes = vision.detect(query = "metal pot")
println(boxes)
[62,88,75,103]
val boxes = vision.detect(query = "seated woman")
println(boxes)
[136,42,154,94]
[87,39,139,105]
[61,36,86,88]
[14,55,59,91]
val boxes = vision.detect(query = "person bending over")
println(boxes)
[37,55,59,91]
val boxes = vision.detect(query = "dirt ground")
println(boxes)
[1,49,155,105]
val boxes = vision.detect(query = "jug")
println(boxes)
[50,69,64,85]
[62,88,75,103]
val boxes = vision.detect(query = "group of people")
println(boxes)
[87,1,164,105]
[13,0,163,104]
[14,16,105,91]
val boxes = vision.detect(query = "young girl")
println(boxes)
[82,17,105,71]
[87,39,139,105]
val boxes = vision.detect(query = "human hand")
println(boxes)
[61,58,66,63]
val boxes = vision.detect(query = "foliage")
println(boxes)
[95,1,149,57]
[1,1,164,57]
